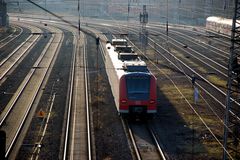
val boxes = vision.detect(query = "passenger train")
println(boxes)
[105,39,157,116]
[206,16,239,36]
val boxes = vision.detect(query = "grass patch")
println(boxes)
[160,78,224,158]
[157,68,174,76]
[207,75,226,88]
[203,141,222,158]
[161,84,204,105]
[171,48,208,74]
[180,143,206,154]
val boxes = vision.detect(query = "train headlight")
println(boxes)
[121,99,127,104]
[150,100,155,104]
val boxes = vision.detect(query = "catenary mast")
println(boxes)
[223,0,240,159]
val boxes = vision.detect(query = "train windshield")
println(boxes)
[126,75,150,100]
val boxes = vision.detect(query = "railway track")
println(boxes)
[0,24,64,159]
[63,30,93,160]
[148,23,230,53]
[3,15,234,158]
[146,27,229,77]
[2,18,96,159]
[102,24,238,117]
[0,25,32,62]
[82,25,168,160]
[85,23,233,158]
[0,26,22,49]
[124,119,167,160]
[124,28,234,159]
[0,24,42,84]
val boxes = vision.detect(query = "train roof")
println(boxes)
[111,39,128,46]
[114,45,133,53]
[118,52,139,61]
[106,43,148,79]
[123,61,149,72]
[112,39,127,43]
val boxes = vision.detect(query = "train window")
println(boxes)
[126,76,150,100]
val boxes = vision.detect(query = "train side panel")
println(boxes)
[105,44,120,110]
[119,75,128,113]
[148,75,157,113]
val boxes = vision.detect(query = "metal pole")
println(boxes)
[96,37,99,128]
[223,0,240,159]
[166,0,168,38]
[78,0,80,37]
[127,0,130,22]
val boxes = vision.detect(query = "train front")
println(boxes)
[119,72,157,115]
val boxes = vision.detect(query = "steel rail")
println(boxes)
[124,120,142,160]
[0,26,23,48]
[63,31,92,160]
[0,24,40,67]
[5,27,64,158]
[0,35,34,67]
[62,32,77,160]
[0,34,41,81]
[147,23,230,56]
[148,126,167,160]
[116,25,240,120]
[83,26,166,160]
[0,26,63,158]
[5,32,58,157]
[31,93,56,160]
[93,23,233,158]
[0,34,54,127]
[147,30,228,73]
[122,33,234,158]
[84,22,235,159]
[84,34,92,160]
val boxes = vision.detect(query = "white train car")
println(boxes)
[206,16,239,36]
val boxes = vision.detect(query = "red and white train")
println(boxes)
[105,39,157,116]
[206,16,239,36]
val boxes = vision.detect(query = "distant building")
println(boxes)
[0,0,8,27]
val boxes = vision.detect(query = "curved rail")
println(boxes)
[0,25,41,83]
[0,26,23,48]
[0,34,54,127]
